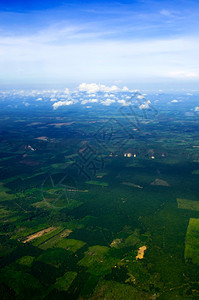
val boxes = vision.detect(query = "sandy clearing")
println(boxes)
[110,239,122,248]
[34,136,48,141]
[122,182,143,189]
[150,178,170,186]
[136,245,147,260]
[60,229,72,237]
[22,227,55,243]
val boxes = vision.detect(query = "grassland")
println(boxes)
[177,198,199,211]
[0,184,16,202]
[185,218,199,265]
[30,227,65,246]
[110,229,141,249]
[192,170,199,174]
[54,238,86,252]
[37,248,70,268]
[78,245,118,276]
[16,256,35,267]
[30,228,73,250]
[33,198,82,210]
[85,180,109,186]
[90,280,151,300]
[22,227,55,243]
[54,271,77,291]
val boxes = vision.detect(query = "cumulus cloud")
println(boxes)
[81,98,98,105]
[171,99,178,103]
[101,98,116,106]
[78,83,120,93]
[194,106,199,112]
[137,95,145,99]
[122,86,129,91]
[36,97,43,101]
[49,83,144,109]
[118,99,130,106]
[53,100,74,109]
[64,88,70,94]
[139,100,151,109]
[88,98,98,103]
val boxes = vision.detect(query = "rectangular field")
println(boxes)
[177,198,199,211]
[185,218,199,265]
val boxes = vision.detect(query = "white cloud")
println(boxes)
[36,97,42,101]
[122,86,129,92]
[137,95,145,99]
[101,98,115,106]
[64,88,70,94]
[194,106,199,112]
[81,100,88,105]
[118,99,130,106]
[89,98,98,103]
[53,100,74,109]
[78,83,120,93]
[47,81,194,110]
[139,100,151,109]
[81,98,98,105]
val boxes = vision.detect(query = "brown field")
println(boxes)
[22,227,55,243]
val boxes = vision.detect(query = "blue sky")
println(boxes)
[0,0,199,89]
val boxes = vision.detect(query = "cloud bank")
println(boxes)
[51,83,153,109]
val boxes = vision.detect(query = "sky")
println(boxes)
[0,0,199,89]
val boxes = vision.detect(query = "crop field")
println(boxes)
[177,198,199,211]
[185,218,199,265]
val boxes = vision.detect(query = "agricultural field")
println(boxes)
[185,218,199,265]
[177,199,199,211]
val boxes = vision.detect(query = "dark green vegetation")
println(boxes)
[0,93,199,299]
